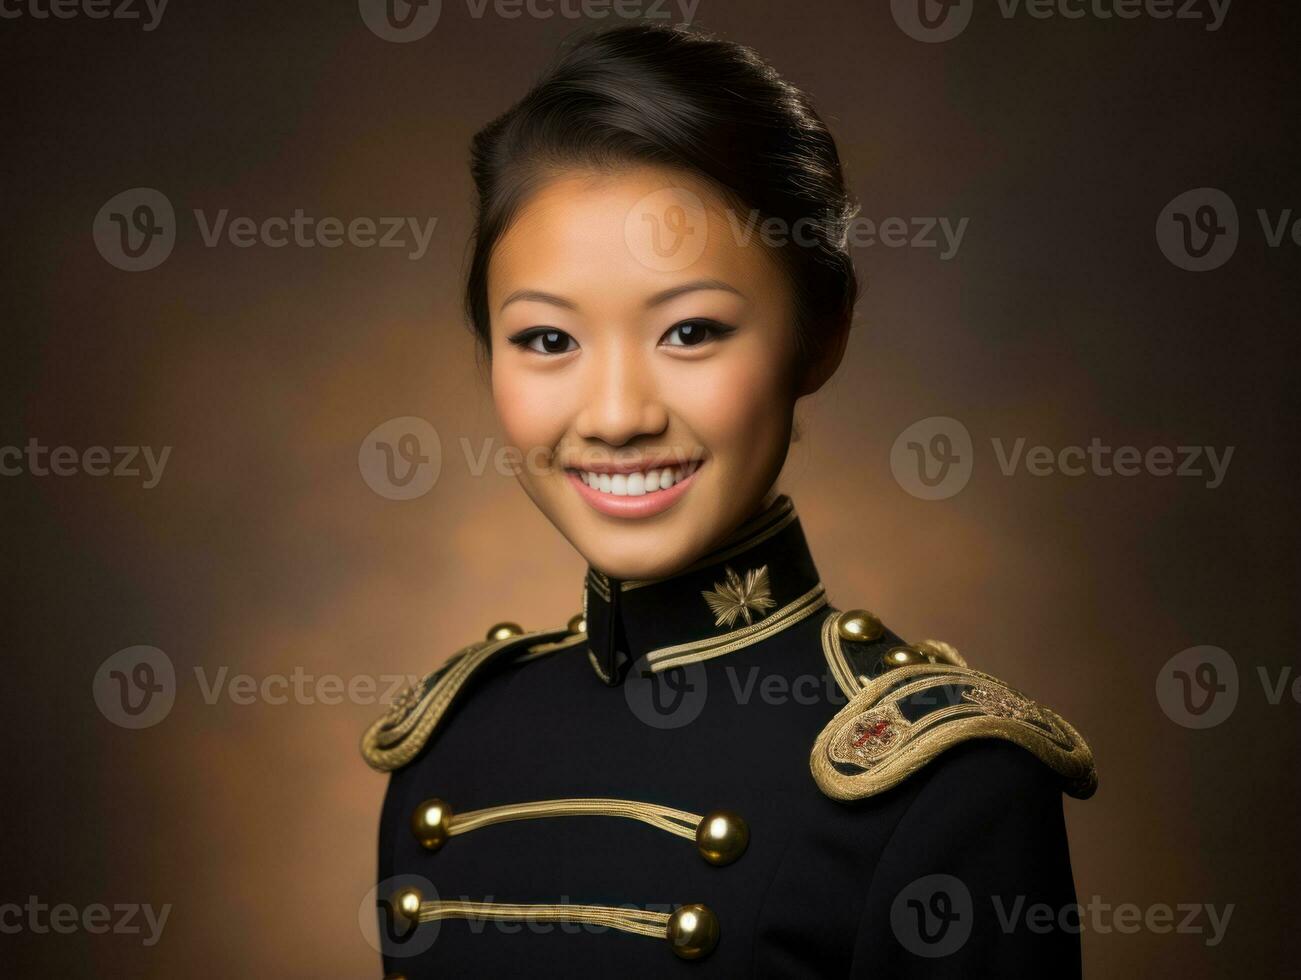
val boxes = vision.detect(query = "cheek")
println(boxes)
[667,345,794,457]
[491,362,571,451]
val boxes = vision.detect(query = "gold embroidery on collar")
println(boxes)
[646,583,827,672]
[587,569,611,602]
[702,565,776,628]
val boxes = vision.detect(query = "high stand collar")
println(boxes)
[582,496,828,686]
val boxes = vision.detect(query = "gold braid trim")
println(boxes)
[513,631,587,664]
[645,583,827,672]
[448,798,700,842]
[810,663,1097,801]
[820,610,865,698]
[360,626,570,773]
[414,899,672,939]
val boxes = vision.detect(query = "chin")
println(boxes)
[576,533,698,581]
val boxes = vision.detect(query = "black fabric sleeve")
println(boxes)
[849,739,1082,978]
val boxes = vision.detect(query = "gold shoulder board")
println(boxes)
[359,624,581,773]
[811,611,1097,801]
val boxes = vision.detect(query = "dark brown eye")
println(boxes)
[510,328,578,355]
[662,319,731,348]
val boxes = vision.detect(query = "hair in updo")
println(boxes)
[464,22,860,369]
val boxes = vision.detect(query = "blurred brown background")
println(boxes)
[2,1,1297,976]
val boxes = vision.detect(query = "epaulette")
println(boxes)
[810,609,1097,801]
[360,617,587,773]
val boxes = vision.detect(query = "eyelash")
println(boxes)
[506,319,735,355]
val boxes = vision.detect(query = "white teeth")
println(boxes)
[576,462,698,496]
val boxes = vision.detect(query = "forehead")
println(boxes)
[487,165,785,312]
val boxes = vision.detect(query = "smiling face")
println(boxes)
[487,165,805,580]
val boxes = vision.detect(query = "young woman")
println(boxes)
[362,22,1096,978]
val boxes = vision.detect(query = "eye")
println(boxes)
[508,327,578,355]
[660,318,734,348]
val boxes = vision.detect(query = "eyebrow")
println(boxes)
[498,278,744,314]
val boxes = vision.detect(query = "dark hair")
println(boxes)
[464,22,859,368]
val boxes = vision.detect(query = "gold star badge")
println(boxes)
[702,565,776,629]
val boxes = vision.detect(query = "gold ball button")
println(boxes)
[567,612,587,635]
[485,621,524,642]
[883,645,930,669]
[410,798,453,851]
[393,887,423,922]
[667,903,719,960]
[695,810,749,866]
[838,609,884,643]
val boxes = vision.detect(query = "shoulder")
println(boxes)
[808,607,1098,804]
[358,615,587,773]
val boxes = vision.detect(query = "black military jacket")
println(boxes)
[362,496,1097,977]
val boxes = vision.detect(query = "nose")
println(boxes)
[572,339,669,447]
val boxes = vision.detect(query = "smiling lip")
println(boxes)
[566,462,703,519]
